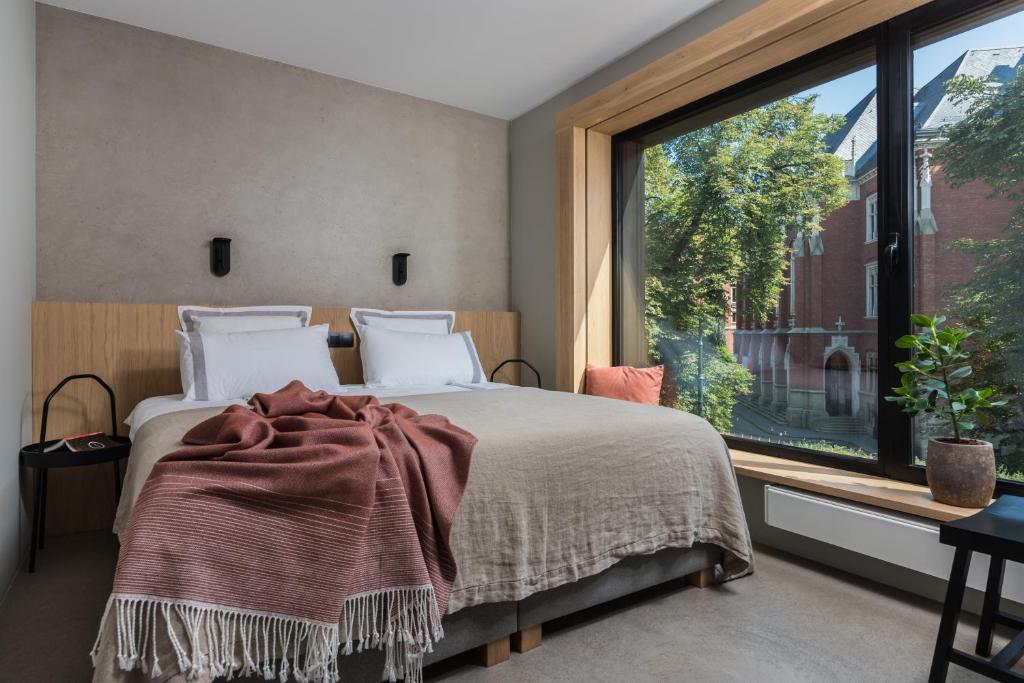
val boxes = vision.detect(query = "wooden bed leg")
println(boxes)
[685,566,716,588]
[511,624,542,653]
[476,636,510,667]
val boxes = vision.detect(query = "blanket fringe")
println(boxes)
[92,586,443,683]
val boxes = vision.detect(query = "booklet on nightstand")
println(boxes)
[43,431,121,453]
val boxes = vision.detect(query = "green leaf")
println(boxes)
[910,314,933,327]
[895,335,921,349]
[948,366,972,380]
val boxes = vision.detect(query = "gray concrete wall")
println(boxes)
[36,5,509,311]
[508,0,767,384]
[0,0,36,593]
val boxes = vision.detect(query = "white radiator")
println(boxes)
[763,484,1024,601]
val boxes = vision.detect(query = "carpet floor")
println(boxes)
[0,533,1004,682]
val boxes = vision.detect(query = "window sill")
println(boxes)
[731,449,990,522]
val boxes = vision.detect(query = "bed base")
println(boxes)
[513,543,720,643]
[328,599,516,679]
[502,546,720,657]
[223,545,720,680]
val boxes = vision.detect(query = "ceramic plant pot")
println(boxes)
[926,437,995,508]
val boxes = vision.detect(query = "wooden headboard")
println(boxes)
[31,301,520,535]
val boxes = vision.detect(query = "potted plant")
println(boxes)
[885,313,1007,508]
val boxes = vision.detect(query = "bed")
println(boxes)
[29,302,752,682]
[92,383,751,681]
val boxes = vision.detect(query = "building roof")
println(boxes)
[827,47,1023,178]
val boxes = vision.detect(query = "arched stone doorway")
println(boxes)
[825,352,852,416]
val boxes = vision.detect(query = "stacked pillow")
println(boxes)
[175,305,341,401]
[349,308,455,335]
[173,305,488,400]
[350,308,484,387]
[177,305,311,333]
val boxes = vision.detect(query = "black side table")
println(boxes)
[19,374,130,573]
[930,495,1024,681]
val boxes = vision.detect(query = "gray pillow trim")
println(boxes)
[459,332,484,383]
[181,309,310,332]
[352,310,455,333]
[187,332,209,400]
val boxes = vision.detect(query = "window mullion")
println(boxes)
[875,20,919,482]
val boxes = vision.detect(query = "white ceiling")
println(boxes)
[43,0,720,119]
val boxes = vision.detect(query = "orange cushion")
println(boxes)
[584,363,664,405]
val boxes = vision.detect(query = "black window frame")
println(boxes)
[611,0,1024,494]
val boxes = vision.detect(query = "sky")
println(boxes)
[803,7,1024,117]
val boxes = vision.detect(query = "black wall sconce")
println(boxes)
[392,252,410,286]
[211,238,231,277]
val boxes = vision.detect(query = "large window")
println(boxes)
[614,0,1024,489]
[910,7,1024,480]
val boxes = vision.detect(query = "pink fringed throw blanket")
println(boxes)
[91,381,476,682]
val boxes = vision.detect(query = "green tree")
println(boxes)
[936,66,1024,473]
[645,96,848,431]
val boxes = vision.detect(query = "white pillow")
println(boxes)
[350,308,455,335]
[175,324,341,401]
[178,305,312,333]
[359,326,484,387]
[195,315,303,333]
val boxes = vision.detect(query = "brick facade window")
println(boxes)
[865,262,879,319]
[865,193,879,243]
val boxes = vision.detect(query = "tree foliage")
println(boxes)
[645,96,848,430]
[935,66,1024,470]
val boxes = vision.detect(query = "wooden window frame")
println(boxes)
[554,0,933,393]
[557,0,1024,495]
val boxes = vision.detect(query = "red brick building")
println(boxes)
[732,47,1022,439]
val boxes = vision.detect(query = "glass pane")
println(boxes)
[910,7,1024,480]
[631,64,879,459]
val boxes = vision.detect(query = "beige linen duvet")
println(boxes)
[97,387,753,681]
